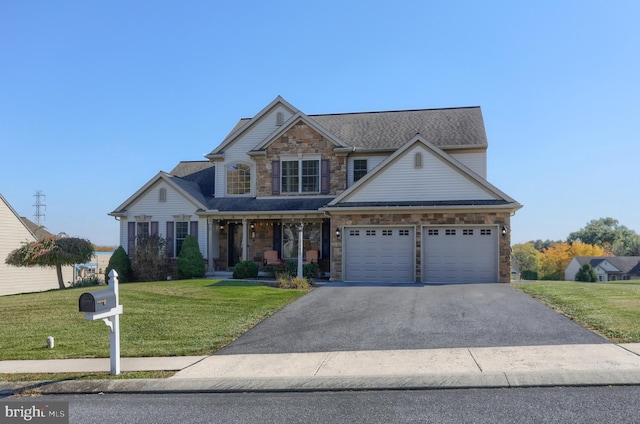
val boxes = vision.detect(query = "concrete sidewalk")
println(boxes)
[2,344,640,394]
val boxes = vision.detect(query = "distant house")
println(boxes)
[565,256,640,282]
[74,251,113,282]
[0,194,73,296]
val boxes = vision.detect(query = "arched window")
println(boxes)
[227,163,251,195]
[159,187,167,202]
[276,111,284,126]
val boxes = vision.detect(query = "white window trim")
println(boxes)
[280,156,321,194]
[225,161,253,197]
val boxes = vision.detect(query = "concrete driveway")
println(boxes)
[215,283,608,355]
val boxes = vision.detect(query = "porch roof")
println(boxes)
[202,197,334,214]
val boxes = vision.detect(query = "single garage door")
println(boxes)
[344,227,415,282]
[423,226,498,284]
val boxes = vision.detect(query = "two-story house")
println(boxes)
[109,96,521,283]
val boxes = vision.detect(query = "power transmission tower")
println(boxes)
[33,190,46,226]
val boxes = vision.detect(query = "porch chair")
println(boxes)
[303,249,319,265]
[263,250,283,266]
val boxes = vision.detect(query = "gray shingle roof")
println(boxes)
[224,106,487,151]
[575,256,640,274]
[206,197,334,212]
[308,107,487,150]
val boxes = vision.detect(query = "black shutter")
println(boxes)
[127,222,135,255]
[272,160,280,194]
[321,220,330,259]
[166,222,174,257]
[190,221,198,241]
[320,159,330,194]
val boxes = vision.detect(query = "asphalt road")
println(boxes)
[217,282,607,354]
[28,386,640,424]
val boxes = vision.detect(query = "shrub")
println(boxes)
[303,262,320,279]
[275,275,313,290]
[233,260,258,279]
[575,263,599,282]
[521,270,538,281]
[177,235,205,279]
[105,246,132,284]
[70,275,103,288]
[130,234,169,282]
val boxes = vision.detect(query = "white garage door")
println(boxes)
[423,226,498,284]
[344,227,415,282]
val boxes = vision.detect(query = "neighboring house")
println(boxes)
[0,194,73,296]
[565,256,640,282]
[110,96,522,283]
[75,251,113,282]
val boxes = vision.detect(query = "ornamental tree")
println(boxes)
[177,235,205,279]
[5,236,94,289]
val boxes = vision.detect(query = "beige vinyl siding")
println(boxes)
[0,196,73,296]
[449,151,486,178]
[345,145,497,203]
[119,182,207,254]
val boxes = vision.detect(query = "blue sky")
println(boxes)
[2,1,638,246]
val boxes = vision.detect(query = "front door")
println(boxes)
[228,223,243,267]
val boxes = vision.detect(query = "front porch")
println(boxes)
[206,217,332,275]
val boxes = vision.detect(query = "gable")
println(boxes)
[332,138,510,205]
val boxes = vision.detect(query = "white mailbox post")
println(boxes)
[78,269,123,375]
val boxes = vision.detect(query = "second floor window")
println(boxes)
[227,163,251,195]
[353,159,368,182]
[282,159,319,193]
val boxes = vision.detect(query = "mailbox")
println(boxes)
[79,290,117,313]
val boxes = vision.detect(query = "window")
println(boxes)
[136,222,149,236]
[463,229,474,236]
[353,159,368,182]
[282,223,321,259]
[481,229,492,236]
[227,163,251,195]
[159,188,167,202]
[175,222,189,255]
[349,229,360,236]
[382,229,393,236]
[281,159,319,193]
[445,229,456,236]
[366,229,377,236]
[428,229,439,236]
[399,229,410,236]
[276,111,284,126]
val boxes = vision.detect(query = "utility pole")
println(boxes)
[33,190,46,226]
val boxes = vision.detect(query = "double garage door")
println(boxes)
[343,226,498,283]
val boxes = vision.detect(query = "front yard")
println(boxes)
[515,280,640,343]
[0,279,307,360]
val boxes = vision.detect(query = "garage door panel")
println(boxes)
[423,227,497,284]
[345,227,414,283]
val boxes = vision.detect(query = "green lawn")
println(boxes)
[515,280,640,343]
[0,279,307,360]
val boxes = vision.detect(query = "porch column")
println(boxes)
[207,219,214,271]
[297,222,304,278]
[242,218,248,261]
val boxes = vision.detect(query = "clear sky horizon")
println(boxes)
[2,1,638,246]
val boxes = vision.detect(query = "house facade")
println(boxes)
[110,97,522,283]
[565,256,640,282]
[0,194,73,296]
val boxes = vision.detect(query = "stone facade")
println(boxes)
[255,120,347,197]
[330,211,512,283]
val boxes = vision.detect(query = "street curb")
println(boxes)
[4,370,640,395]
